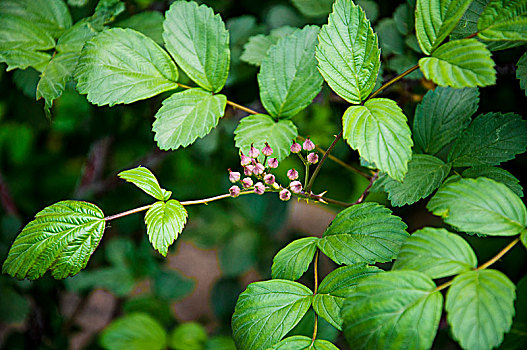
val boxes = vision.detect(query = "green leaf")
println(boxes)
[291,0,334,17]
[501,275,527,349]
[462,166,523,197]
[118,166,172,201]
[522,230,527,249]
[393,227,477,278]
[169,322,208,350]
[478,0,527,42]
[75,28,179,106]
[163,1,229,92]
[451,0,489,40]
[318,203,409,265]
[116,11,165,46]
[448,112,527,167]
[0,49,52,73]
[144,200,187,257]
[152,88,227,150]
[358,0,380,23]
[517,51,527,96]
[427,177,527,236]
[240,26,297,66]
[232,279,313,350]
[65,266,135,297]
[376,19,405,56]
[99,313,167,350]
[0,286,30,324]
[415,0,473,54]
[234,114,298,161]
[342,271,443,350]
[269,335,339,349]
[419,39,496,88]
[342,98,413,181]
[220,230,259,277]
[2,200,105,280]
[316,0,380,104]
[271,237,319,281]
[258,25,323,119]
[413,87,479,155]
[446,269,516,350]
[153,268,195,301]
[313,264,381,330]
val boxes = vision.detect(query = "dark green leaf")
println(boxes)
[376,19,404,56]
[451,0,489,39]
[517,51,527,96]
[99,313,167,350]
[118,166,172,201]
[153,268,195,301]
[269,335,339,349]
[116,11,164,45]
[291,0,334,17]
[169,322,208,350]
[358,0,380,23]
[144,200,187,257]
[205,336,236,350]
[462,166,523,197]
[0,285,30,324]
[501,275,527,349]
[271,237,319,281]
[220,230,259,277]
[65,266,135,297]
[478,0,527,42]
[240,26,296,66]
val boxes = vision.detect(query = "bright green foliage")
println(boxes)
[446,269,516,350]
[393,228,477,278]
[478,0,527,42]
[291,0,334,17]
[462,166,524,197]
[342,271,443,350]
[258,26,323,119]
[415,0,473,54]
[75,28,179,106]
[144,200,187,257]
[153,88,227,150]
[116,11,164,45]
[240,26,296,66]
[99,313,167,350]
[163,1,229,92]
[271,237,319,280]
[234,114,298,161]
[448,112,527,167]
[316,0,380,104]
[2,201,105,280]
[342,98,413,181]
[383,154,451,206]
[170,322,208,350]
[118,166,172,201]
[419,39,496,88]
[413,87,479,155]
[269,336,339,349]
[318,203,409,265]
[313,264,381,330]
[450,0,489,39]
[232,280,313,350]
[427,177,527,236]
[517,51,527,95]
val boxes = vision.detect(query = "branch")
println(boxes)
[352,171,379,205]
[366,64,420,101]
[305,132,342,192]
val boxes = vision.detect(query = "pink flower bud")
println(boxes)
[268,158,279,168]
[229,185,240,197]
[253,163,265,175]
[287,169,299,181]
[303,137,315,151]
[244,165,255,176]
[228,169,241,183]
[254,182,265,195]
[307,152,319,164]
[279,189,291,201]
[240,152,252,166]
[290,140,301,153]
[242,177,253,188]
[264,174,275,185]
[248,144,260,158]
[290,180,303,193]
[262,142,273,156]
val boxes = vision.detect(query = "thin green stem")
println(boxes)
[305,132,342,192]
[304,163,310,189]
[366,64,420,101]
[311,250,320,346]
[104,204,153,221]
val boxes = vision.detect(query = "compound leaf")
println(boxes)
[144,200,187,257]
[100,313,167,350]
[271,237,319,281]
[118,166,172,201]
[269,336,339,349]
[240,26,297,66]
[462,166,523,197]
[478,0,527,42]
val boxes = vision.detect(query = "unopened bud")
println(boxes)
[287,169,299,181]
[290,141,301,153]
[254,182,265,195]
[244,165,255,176]
[279,189,291,201]
[228,169,241,183]
[303,137,315,151]
[268,158,279,168]
[240,152,252,166]
[264,174,275,185]
[229,185,241,197]
[262,142,273,156]
[248,144,260,158]
[307,152,319,164]
[242,177,253,188]
[253,163,265,175]
[290,180,303,193]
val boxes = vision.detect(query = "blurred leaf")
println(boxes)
[385,54,422,79]
[145,200,187,257]
[501,275,527,349]
[477,0,527,42]
[123,296,173,325]
[0,285,30,324]
[394,3,411,35]
[65,266,135,296]
[271,237,318,281]
[100,313,167,350]
[462,166,523,197]
[116,11,164,45]
[170,322,208,350]
[376,19,404,56]
[241,26,297,66]
[118,166,172,201]
[0,123,34,164]
[266,5,304,29]
[269,336,339,349]
[357,0,379,23]
[205,336,236,350]
[153,268,194,301]
[12,68,39,98]
[291,0,333,17]
[220,230,259,277]
[211,278,244,322]
[518,51,527,96]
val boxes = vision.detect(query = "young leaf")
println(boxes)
[99,313,167,350]
[446,269,516,350]
[462,166,523,197]
[240,26,297,66]
[258,25,323,119]
[383,154,451,206]
[234,114,298,161]
[448,112,527,167]
[517,51,527,96]
[313,264,381,330]
[291,0,334,17]
[269,335,339,349]
[152,88,227,150]
[163,1,230,92]
[317,203,409,265]
[316,0,380,104]
[477,0,527,42]
[232,280,313,350]
[419,39,496,88]
[118,166,172,201]
[393,227,478,278]
[271,237,319,281]
[427,177,527,236]
[144,200,187,257]
[2,200,105,280]
[75,28,179,106]
[342,271,443,350]
[342,98,413,181]
[413,87,479,155]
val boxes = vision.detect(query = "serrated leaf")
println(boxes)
[152,88,227,150]
[0,49,52,73]
[446,269,516,350]
[116,11,164,46]
[427,177,527,236]
[393,227,477,278]
[144,200,187,257]
[415,0,473,54]
[478,0,527,42]
[2,200,105,280]
[313,264,381,330]
[316,0,380,104]
[269,335,339,349]
[342,271,443,350]
[413,87,479,155]
[234,114,298,161]
[75,28,179,107]
[271,237,319,281]
[232,279,313,350]
[118,166,172,201]
[163,1,229,92]
[318,203,409,265]
[100,313,167,350]
[258,25,323,119]
[462,166,523,197]
[419,39,496,88]
[342,98,413,181]
[240,26,297,66]
[448,112,527,167]
[291,0,334,17]
[383,154,451,206]
[451,0,489,40]
[517,51,527,96]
